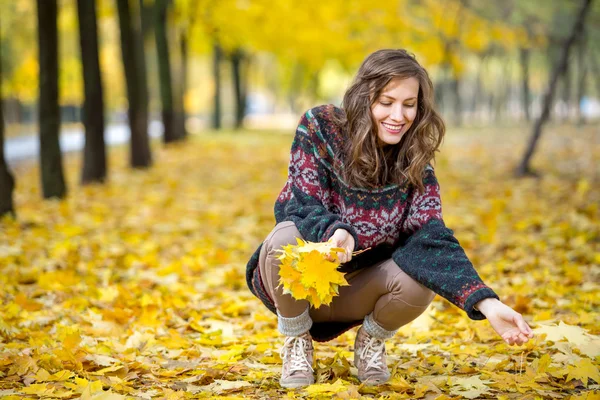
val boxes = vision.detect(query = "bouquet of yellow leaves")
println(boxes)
[276,238,358,308]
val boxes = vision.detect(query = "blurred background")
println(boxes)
[2,0,599,134]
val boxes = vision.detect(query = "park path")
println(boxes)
[5,121,163,166]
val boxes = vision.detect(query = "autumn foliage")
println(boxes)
[0,126,599,399]
[277,239,350,308]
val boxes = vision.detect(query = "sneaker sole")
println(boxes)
[279,380,314,389]
[358,376,390,386]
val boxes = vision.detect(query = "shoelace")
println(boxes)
[280,335,314,373]
[360,337,386,371]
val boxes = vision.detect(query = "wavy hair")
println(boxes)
[332,49,445,192]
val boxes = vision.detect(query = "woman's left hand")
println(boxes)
[476,298,534,346]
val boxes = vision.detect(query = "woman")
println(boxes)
[245,49,534,388]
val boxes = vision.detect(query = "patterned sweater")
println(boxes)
[246,104,499,342]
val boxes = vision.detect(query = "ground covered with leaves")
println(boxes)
[1,124,599,399]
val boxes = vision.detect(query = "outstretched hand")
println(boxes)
[477,299,534,346]
[329,229,355,264]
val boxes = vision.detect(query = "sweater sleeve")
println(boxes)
[274,110,359,244]
[393,166,500,320]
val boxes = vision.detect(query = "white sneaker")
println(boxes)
[354,327,390,385]
[279,331,314,388]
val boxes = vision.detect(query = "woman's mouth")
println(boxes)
[382,122,404,134]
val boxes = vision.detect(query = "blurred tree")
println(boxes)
[37,0,67,199]
[213,42,222,130]
[517,0,594,176]
[132,0,151,148]
[519,46,531,121]
[231,48,248,129]
[116,0,152,168]
[0,42,15,217]
[176,28,188,138]
[155,0,184,142]
[591,50,600,102]
[77,0,107,184]
[576,32,587,126]
[169,0,188,140]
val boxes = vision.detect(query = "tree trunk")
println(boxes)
[0,43,15,217]
[288,63,304,114]
[576,32,587,126]
[451,76,462,127]
[519,47,531,121]
[471,55,486,123]
[116,0,152,168]
[561,60,572,121]
[516,0,593,177]
[133,0,150,147]
[37,0,67,199]
[155,0,177,143]
[231,48,247,129]
[213,42,222,130]
[77,0,106,184]
[175,31,188,140]
[590,51,600,104]
[139,0,153,39]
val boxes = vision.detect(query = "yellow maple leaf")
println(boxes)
[278,260,302,288]
[304,378,349,395]
[566,358,600,387]
[20,383,55,396]
[277,241,349,307]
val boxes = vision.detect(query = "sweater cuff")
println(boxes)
[321,221,360,249]
[463,287,500,320]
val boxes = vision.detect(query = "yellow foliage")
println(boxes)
[1,126,599,398]
[277,238,349,307]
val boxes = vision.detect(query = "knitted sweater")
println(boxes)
[246,104,499,342]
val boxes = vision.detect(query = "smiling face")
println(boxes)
[370,76,420,147]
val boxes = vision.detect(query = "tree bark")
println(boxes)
[116,0,152,168]
[37,0,67,199]
[590,51,600,106]
[77,0,106,184]
[516,0,593,177]
[576,32,587,126]
[154,0,177,143]
[175,31,188,140]
[133,0,150,147]
[519,47,531,121]
[451,77,462,127]
[0,43,15,217]
[561,59,572,121]
[231,48,248,129]
[213,43,222,130]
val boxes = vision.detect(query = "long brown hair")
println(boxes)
[332,49,445,192]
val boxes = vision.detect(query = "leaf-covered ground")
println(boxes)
[1,125,599,399]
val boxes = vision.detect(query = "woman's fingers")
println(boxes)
[514,314,534,336]
[503,331,531,346]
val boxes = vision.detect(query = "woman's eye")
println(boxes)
[405,104,416,108]
[380,102,392,106]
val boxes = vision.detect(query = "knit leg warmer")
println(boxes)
[277,306,313,337]
[363,312,397,339]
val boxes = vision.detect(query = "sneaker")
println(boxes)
[279,331,315,388]
[354,327,391,385]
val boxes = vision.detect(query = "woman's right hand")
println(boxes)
[329,229,355,264]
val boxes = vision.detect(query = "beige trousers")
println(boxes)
[258,221,436,331]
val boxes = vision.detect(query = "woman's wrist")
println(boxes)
[474,298,501,315]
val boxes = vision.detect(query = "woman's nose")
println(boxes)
[390,105,404,122]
